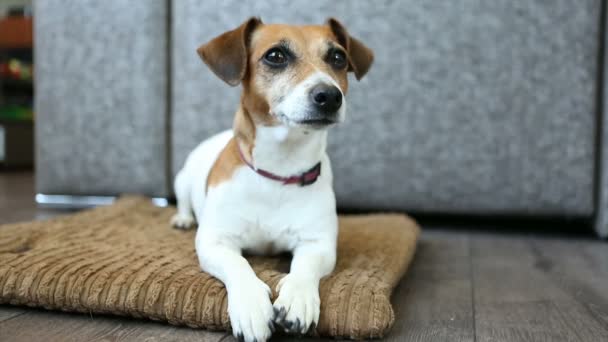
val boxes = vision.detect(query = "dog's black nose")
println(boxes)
[310,84,342,114]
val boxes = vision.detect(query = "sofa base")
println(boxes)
[35,194,169,209]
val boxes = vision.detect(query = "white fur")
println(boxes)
[173,72,340,342]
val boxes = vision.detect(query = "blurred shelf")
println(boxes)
[0,117,33,125]
[0,77,31,84]
[0,117,33,168]
[1,78,32,90]
[0,106,34,123]
[0,17,33,49]
[0,13,34,169]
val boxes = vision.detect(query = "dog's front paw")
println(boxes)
[228,279,275,342]
[273,274,320,335]
[170,213,196,229]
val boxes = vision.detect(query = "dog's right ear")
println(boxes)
[327,18,374,81]
[197,17,262,86]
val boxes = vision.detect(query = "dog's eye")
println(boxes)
[328,49,347,69]
[263,48,288,67]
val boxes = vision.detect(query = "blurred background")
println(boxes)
[1,2,608,341]
[1,0,607,237]
[0,0,33,168]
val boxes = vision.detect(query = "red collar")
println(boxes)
[237,144,322,186]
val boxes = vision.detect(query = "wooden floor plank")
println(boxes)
[528,238,608,331]
[385,230,475,342]
[278,230,476,342]
[471,233,608,342]
[2,172,608,341]
[0,308,228,342]
[0,305,26,323]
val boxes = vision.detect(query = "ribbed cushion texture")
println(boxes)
[0,196,419,339]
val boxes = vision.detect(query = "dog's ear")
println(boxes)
[197,17,262,86]
[327,18,374,80]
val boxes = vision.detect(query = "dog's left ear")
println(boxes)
[197,17,263,86]
[327,18,374,80]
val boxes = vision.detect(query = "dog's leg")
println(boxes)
[197,237,275,342]
[273,239,337,335]
[171,170,196,229]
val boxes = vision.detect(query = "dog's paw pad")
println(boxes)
[229,279,274,342]
[170,214,196,229]
[272,275,320,335]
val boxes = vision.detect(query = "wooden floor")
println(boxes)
[1,172,607,342]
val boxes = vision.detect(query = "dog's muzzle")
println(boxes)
[310,84,342,113]
[303,84,342,125]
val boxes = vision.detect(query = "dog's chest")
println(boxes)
[204,165,335,253]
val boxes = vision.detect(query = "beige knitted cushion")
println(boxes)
[0,196,419,339]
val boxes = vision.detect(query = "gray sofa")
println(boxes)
[34,0,608,237]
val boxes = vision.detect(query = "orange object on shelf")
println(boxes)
[0,17,33,49]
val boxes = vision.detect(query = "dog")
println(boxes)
[171,17,373,342]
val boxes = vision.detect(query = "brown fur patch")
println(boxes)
[206,138,245,190]
[197,18,262,86]
[327,18,374,81]
[235,23,353,149]
[241,79,275,125]
[248,24,350,95]
[204,20,373,191]
[233,107,257,157]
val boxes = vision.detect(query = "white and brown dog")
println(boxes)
[171,17,373,342]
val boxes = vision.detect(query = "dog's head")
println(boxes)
[197,17,373,129]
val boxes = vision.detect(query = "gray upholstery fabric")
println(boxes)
[35,0,169,197]
[598,128,608,238]
[172,0,598,215]
[595,7,608,238]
